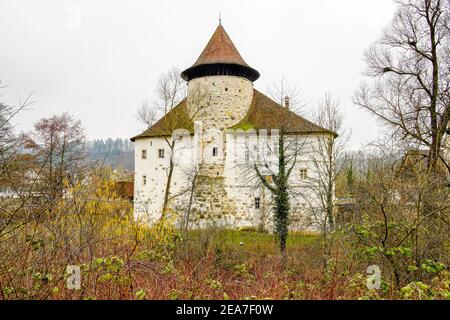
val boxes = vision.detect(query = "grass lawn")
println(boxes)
[185,229,320,255]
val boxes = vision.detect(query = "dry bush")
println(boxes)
[1,165,448,300]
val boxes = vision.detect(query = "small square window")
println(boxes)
[299,169,308,179]
[141,149,147,159]
[255,197,261,209]
[212,147,218,157]
[142,175,147,185]
[253,145,260,161]
[158,149,165,158]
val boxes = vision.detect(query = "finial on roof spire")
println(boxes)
[219,11,222,25]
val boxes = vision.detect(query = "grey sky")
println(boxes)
[0,0,396,150]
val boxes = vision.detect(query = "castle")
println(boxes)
[131,23,335,231]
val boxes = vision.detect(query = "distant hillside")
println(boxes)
[86,138,134,171]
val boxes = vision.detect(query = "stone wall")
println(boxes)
[185,75,254,226]
[187,75,253,131]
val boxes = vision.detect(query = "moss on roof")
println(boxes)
[131,89,335,141]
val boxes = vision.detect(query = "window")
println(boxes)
[254,197,261,209]
[141,149,147,159]
[253,145,260,161]
[225,87,228,91]
[212,147,218,157]
[245,150,250,163]
[150,141,152,146]
[142,175,147,185]
[299,169,308,179]
[158,149,165,158]
[273,142,279,155]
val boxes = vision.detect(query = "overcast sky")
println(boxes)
[0,0,397,150]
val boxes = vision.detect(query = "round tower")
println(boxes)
[180,23,260,224]
[182,23,259,131]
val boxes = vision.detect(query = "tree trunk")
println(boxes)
[184,172,197,231]
[161,140,175,219]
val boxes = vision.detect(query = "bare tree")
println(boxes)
[136,68,209,219]
[25,113,87,202]
[354,0,450,174]
[307,93,349,233]
[137,67,185,128]
[136,100,157,128]
[154,67,185,115]
[268,76,304,115]
[247,79,308,259]
[346,144,449,288]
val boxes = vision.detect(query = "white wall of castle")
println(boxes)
[133,75,332,232]
[134,132,331,231]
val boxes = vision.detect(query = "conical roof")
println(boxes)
[181,24,260,82]
[192,24,249,67]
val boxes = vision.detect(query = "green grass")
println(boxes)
[184,229,320,255]
[222,229,317,245]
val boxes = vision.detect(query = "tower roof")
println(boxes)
[192,24,249,67]
[181,24,260,82]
